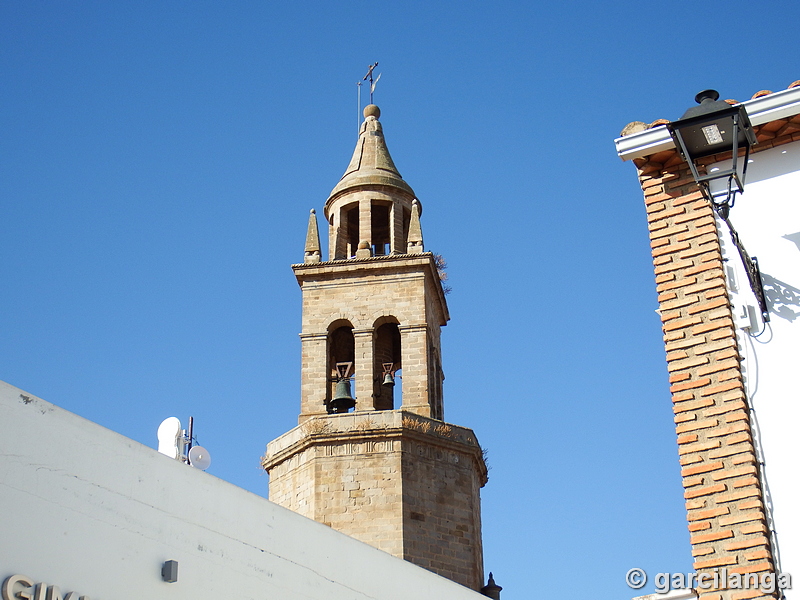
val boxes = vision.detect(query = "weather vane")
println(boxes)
[363,62,381,104]
[356,62,381,134]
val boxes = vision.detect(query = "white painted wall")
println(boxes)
[0,380,487,600]
[714,140,800,584]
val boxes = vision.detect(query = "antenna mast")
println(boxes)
[186,416,194,463]
[356,80,362,135]
[156,416,211,470]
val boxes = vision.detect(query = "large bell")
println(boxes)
[330,378,355,413]
[382,372,395,386]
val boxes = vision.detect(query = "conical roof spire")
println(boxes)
[327,104,416,204]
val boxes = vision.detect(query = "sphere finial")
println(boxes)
[364,104,381,119]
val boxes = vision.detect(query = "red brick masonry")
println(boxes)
[630,112,800,600]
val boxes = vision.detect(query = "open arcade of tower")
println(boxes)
[262,104,488,591]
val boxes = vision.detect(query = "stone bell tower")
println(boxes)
[262,105,488,591]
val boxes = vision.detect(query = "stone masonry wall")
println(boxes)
[313,446,405,557]
[263,411,487,591]
[264,442,316,518]
[631,115,800,600]
[401,435,484,590]
[293,255,447,421]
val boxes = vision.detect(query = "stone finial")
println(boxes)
[304,209,321,264]
[355,240,372,259]
[364,104,381,119]
[480,572,502,600]
[407,199,423,254]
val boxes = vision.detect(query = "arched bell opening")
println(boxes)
[373,319,401,410]
[371,201,391,256]
[330,203,360,260]
[345,204,359,259]
[327,321,355,413]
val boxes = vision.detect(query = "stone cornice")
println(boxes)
[291,251,436,270]
[292,252,450,324]
[263,410,488,485]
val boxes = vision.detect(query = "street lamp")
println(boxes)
[666,89,756,219]
[667,90,768,323]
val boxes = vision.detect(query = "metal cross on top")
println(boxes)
[363,62,381,104]
[355,62,382,134]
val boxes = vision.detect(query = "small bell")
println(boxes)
[330,378,355,413]
[381,362,395,387]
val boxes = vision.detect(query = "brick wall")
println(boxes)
[630,113,800,600]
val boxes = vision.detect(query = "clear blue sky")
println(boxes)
[1,2,797,598]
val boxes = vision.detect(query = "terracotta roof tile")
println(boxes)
[620,79,798,136]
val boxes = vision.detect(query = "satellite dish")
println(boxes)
[157,417,183,459]
[188,445,211,470]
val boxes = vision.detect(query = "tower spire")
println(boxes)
[328,104,415,202]
[325,105,419,260]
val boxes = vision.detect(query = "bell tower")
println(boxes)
[262,105,488,591]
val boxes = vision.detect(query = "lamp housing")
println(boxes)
[666,90,756,214]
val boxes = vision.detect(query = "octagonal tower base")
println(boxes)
[263,410,488,590]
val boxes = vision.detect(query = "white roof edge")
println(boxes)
[615,86,800,161]
[747,86,800,125]
[615,125,671,162]
[632,590,697,600]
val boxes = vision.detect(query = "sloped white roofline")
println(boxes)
[615,86,800,161]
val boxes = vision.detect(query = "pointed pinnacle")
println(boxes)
[304,208,321,263]
[407,199,423,254]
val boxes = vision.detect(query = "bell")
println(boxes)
[382,372,395,386]
[330,378,355,413]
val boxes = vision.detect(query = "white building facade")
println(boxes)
[0,380,488,600]
[713,138,800,582]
